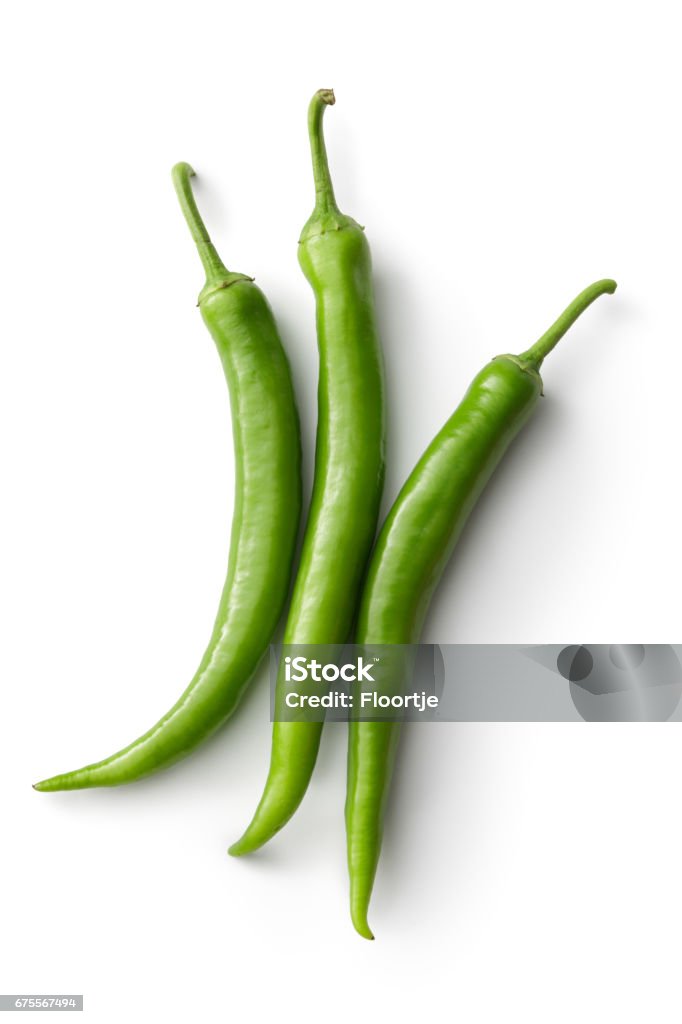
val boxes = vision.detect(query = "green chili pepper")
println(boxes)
[229,89,386,855]
[345,278,617,938]
[34,165,302,791]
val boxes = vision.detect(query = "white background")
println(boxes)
[2,1,682,1021]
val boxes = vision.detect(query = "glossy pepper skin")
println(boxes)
[34,165,302,791]
[229,90,385,855]
[346,279,617,938]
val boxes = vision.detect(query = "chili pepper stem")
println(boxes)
[299,89,360,241]
[519,278,617,370]
[171,163,251,300]
[308,89,338,216]
[171,163,228,279]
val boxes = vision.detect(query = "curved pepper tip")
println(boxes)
[351,910,375,941]
[33,774,67,792]
[227,838,249,858]
[33,773,73,792]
